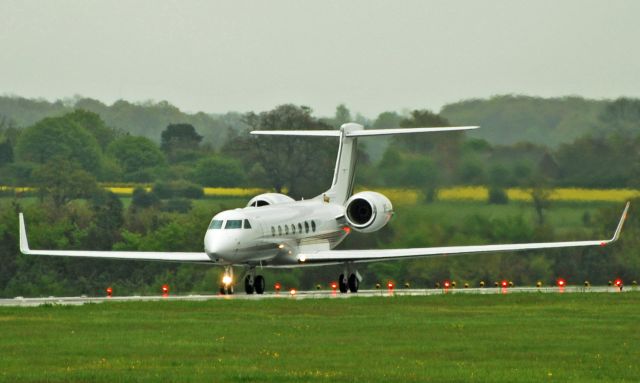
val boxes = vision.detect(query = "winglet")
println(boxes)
[18,213,31,254]
[609,202,630,242]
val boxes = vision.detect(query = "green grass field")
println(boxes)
[1,293,638,382]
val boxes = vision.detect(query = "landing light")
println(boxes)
[443,280,451,289]
[278,244,285,249]
[290,289,297,296]
[298,255,306,263]
[222,275,232,285]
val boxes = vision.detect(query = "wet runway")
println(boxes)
[0,285,634,306]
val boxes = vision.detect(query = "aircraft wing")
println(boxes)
[297,202,630,264]
[18,213,212,263]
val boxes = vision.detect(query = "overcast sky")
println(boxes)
[1,0,639,117]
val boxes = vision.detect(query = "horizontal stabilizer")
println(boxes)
[250,126,478,137]
[250,130,341,137]
[345,126,478,137]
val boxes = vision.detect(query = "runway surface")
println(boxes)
[0,285,634,306]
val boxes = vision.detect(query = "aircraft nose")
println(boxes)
[204,230,236,258]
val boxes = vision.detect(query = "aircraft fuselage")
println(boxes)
[204,198,348,266]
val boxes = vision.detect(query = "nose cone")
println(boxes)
[204,230,237,260]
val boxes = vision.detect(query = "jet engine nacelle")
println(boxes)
[247,193,295,207]
[344,191,394,233]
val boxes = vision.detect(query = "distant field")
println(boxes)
[0,293,637,382]
[3,185,639,202]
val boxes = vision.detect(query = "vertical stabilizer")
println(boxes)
[323,123,363,204]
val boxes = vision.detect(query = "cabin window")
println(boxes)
[225,220,242,229]
[285,225,289,235]
[244,219,252,229]
[209,220,223,230]
[278,225,282,235]
[291,224,296,234]
[304,221,309,233]
[271,227,275,236]
[298,223,302,233]
[311,220,316,232]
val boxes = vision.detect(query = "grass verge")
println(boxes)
[0,292,638,382]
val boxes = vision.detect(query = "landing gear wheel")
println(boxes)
[348,273,359,293]
[244,275,255,294]
[225,286,234,295]
[338,273,348,293]
[255,275,266,294]
[219,285,226,295]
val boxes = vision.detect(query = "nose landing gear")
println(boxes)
[219,266,234,295]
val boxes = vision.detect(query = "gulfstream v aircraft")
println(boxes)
[19,123,630,294]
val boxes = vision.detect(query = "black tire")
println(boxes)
[244,275,255,294]
[219,285,226,295]
[338,274,348,293]
[255,275,266,294]
[348,273,359,293]
[226,286,234,295]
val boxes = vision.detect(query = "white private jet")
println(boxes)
[19,123,630,295]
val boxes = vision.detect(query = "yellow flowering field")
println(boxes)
[2,184,639,202]
[440,187,640,202]
[437,186,488,201]
[203,187,267,197]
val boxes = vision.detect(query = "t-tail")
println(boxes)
[251,123,479,204]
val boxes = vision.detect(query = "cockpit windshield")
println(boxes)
[225,220,242,229]
[208,220,223,230]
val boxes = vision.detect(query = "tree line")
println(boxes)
[0,97,638,297]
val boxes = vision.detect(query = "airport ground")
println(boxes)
[0,291,638,382]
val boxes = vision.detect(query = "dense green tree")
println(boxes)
[106,136,165,181]
[191,156,246,187]
[598,98,640,136]
[555,135,637,187]
[161,123,203,163]
[131,187,160,209]
[0,139,13,165]
[66,109,117,150]
[84,191,124,250]
[32,157,98,207]
[225,105,335,198]
[15,116,102,174]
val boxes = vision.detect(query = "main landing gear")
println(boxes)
[338,264,361,293]
[243,267,265,295]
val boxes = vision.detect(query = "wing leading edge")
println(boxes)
[19,213,212,263]
[297,202,630,264]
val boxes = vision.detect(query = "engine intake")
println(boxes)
[344,191,393,233]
